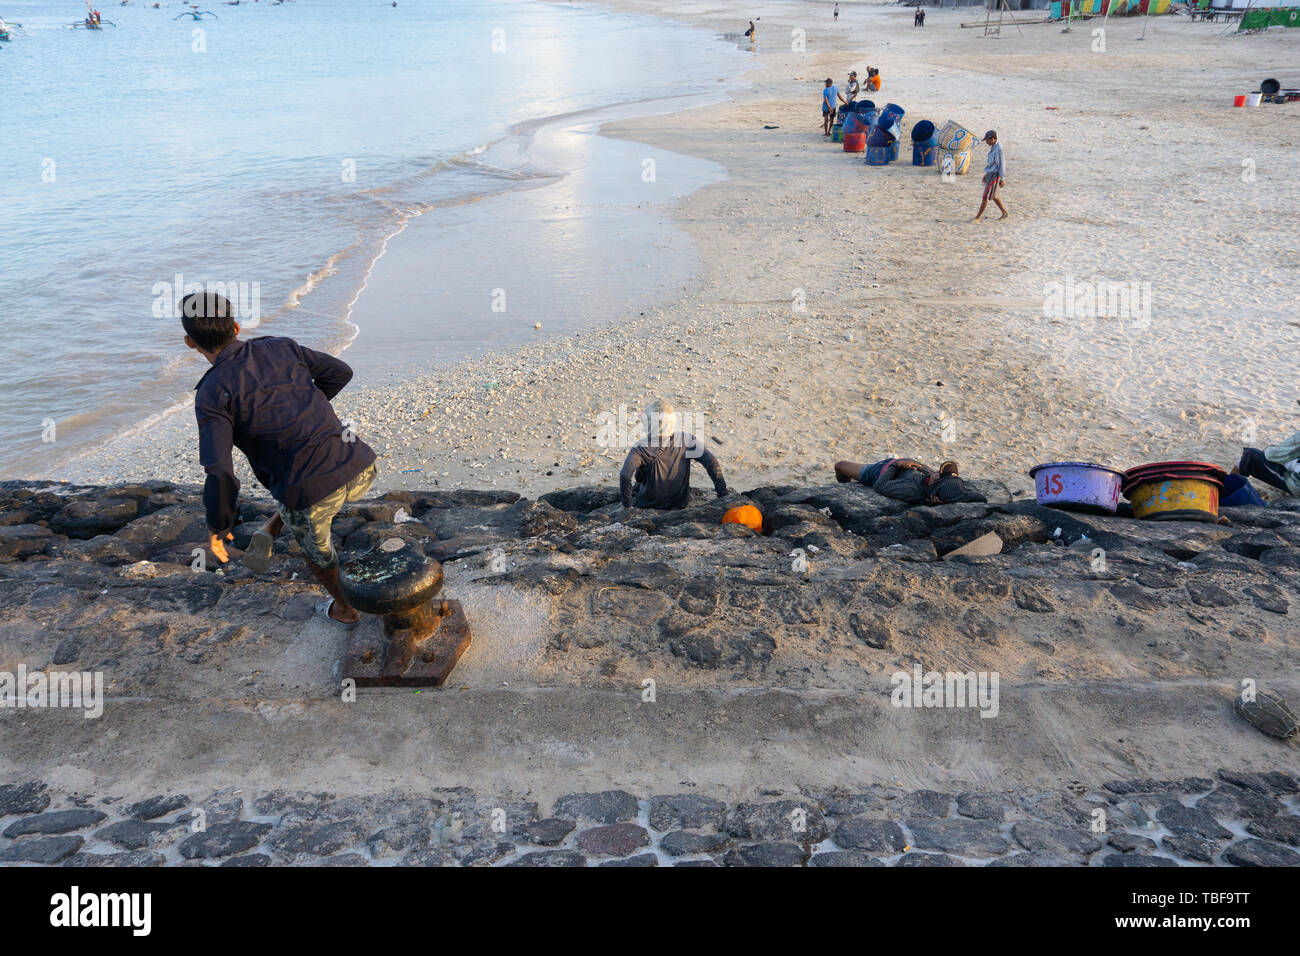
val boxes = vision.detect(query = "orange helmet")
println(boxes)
[721,504,764,533]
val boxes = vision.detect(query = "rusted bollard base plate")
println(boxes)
[342,599,472,687]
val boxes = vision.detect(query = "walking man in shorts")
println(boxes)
[182,291,378,626]
[822,77,843,135]
[975,129,1008,222]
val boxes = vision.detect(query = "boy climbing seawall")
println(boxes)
[182,292,378,627]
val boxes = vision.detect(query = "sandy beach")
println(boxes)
[58,0,1300,506]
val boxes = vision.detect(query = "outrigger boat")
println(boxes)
[67,2,115,27]
[175,4,218,17]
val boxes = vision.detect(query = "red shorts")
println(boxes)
[982,175,1000,201]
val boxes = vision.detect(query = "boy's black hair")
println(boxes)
[180,292,238,352]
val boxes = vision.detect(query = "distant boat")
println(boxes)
[68,2,114,28]
[175,5,218,17]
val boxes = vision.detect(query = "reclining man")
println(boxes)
[834,456,987,506]
[1232,432,1300,497]
[182,292,377,627]
[620,400,727,510]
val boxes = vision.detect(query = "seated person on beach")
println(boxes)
[1232,433,1300,496]
[620,400,727,510]
[844,71,860,106]
[834,457,987,506]
[866,68,881,91]
[182,292,378,626]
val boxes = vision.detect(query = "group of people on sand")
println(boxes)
[178,291,1300,629]
[820,74,1008,221]
[177,292,990,627]
[821,68,881,135]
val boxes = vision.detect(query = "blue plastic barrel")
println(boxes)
[912,135,938,166]
[886,140,900,162]
[880,103,905,127]
[860,108,880,128]
[843,112,868,135]
[854,100,876,113]
[864,145,891,166]
[911,120,936,142]
[866,125,895,147]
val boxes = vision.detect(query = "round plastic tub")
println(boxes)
[843,132,866,152]
[1127,477,1221,522]
[1029,461,1126,515]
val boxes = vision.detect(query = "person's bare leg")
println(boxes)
[993,196,1009,220]
[835,461,865,483]
[974,197,989,222]
[306,561,360,623]
[242,511,284,572]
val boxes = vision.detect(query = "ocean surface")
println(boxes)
[0,0,749,477]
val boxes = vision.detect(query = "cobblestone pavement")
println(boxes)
[1,770,1296,867]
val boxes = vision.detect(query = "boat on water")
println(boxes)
[67,2,114,28]
[175,4,218,18]
[0,16,29,39]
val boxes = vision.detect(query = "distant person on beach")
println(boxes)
[619,400,727,510]
[834,457,988,505]
[834,3,840,20]
[845,71,860,106]
[181,292,378,627]
[1232,434,1300,496]
[745,19,755,37]
[915,7,925,26]
[974,130,1008,222]
[822,77,844,135]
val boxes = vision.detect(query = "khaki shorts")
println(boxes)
[279,464,377,569]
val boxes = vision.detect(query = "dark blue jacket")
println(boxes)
[194,336,376,533]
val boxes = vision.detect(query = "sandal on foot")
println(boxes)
[316,597,360,630]
[241,530,274,573]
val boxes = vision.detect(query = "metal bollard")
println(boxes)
[337,538,472,687]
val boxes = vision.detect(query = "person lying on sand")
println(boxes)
[182,292,378,627]
[620,400,727,511]
[834,458,987,506]
[1231,433,1300,496]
